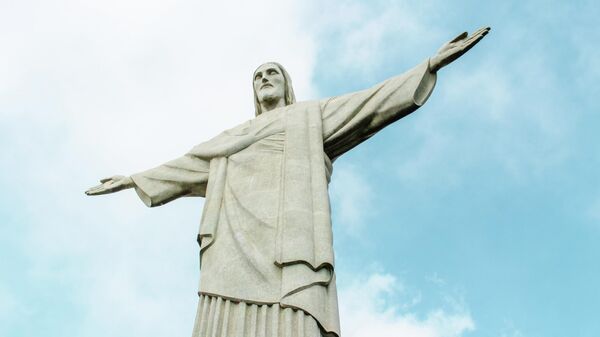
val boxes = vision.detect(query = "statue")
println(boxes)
[86,27,490,337]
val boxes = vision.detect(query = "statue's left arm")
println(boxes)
[322,27,489,159]
[321,59,436,159]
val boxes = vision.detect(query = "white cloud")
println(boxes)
[338,272,475,337]
[1,0,317,172]
[1,1,318,336]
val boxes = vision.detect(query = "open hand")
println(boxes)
[429,27,490,72]
[85,175,134,196]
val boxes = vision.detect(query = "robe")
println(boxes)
[130,60,436,337]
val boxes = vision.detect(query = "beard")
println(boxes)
[258,90,284,105]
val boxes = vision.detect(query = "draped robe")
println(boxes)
[130,60,436,337]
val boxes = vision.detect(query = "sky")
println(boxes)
[1,0,598,337]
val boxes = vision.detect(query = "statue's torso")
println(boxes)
[199,131,286,303]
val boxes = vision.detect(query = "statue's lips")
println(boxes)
[260,84,273,89]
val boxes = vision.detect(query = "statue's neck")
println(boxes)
[260,97,286,113]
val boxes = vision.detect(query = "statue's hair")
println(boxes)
[253,62,296,116]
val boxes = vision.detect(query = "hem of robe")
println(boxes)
[132,183,153,207]
[413,60,437,106]
[193,293,333,337]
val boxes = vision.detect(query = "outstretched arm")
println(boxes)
[85,153,210,207]
[322,27,490,160]
[321,59,437,159]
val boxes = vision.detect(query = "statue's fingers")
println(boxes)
[461,29,486,47]
[87,183,103,190]
[85,186,104,195]
[476,27,490,38]
[438,31,467,53]
[466,27,489,41]
[100,177,114,183]
[463,29,488,48]
[450,31,468,43]
[463,35,482,49]
[470,27,489,37]
[86,185,115,195]
[459,36,485,56]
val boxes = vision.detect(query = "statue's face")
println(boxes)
[253,63,286,105]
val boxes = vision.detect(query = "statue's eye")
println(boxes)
[254,73,262,81]
[267,69,279,75]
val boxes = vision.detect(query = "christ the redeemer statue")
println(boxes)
[86,27,490,337]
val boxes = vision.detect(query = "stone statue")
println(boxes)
[86,27,490,337]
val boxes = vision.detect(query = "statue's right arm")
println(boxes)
[85,154,210,207]
[85,175,135,196]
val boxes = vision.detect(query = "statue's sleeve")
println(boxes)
[130,154,210,207]
[321,59,437,159]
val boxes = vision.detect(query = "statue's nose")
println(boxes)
[262,77,269,83]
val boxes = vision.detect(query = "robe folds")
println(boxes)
[130,60,436,337]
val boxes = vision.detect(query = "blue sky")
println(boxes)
[1,1,598,337]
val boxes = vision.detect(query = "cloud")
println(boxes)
[1,0,317,172]
[0,1,319,336]
[338,272,475,337]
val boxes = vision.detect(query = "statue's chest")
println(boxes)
[224,131,286,224]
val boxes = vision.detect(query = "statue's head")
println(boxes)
[253,62,296,116]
